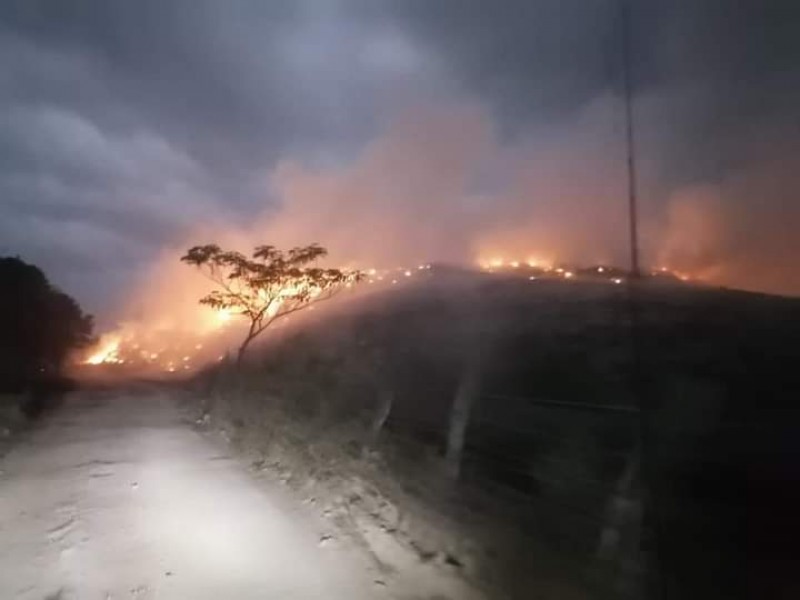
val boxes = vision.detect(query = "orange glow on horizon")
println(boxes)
[79,254,702,376]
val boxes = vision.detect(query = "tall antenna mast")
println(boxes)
[621,0,640,278]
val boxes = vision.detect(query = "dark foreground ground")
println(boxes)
[188,272,800,600]
[39,272,799,599]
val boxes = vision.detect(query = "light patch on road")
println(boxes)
[0,390,378,599]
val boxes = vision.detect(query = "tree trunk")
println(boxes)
[445,352,481,480]
[236,335,255,366]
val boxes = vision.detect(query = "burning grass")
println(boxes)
[77,255,696,380]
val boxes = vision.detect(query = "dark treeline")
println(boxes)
[0,256,93,413]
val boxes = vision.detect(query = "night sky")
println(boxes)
[1,0,799,316]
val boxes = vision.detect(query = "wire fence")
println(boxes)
[381,385,644,564]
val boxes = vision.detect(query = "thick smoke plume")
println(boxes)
[656,136,800,296]
[253,97,631,268]
[86,96,799,371]
[123,98,624,306]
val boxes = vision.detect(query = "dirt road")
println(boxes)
[0,389,382,599]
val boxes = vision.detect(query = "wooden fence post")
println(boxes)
[369,387,394,444]
[445,349,481,480]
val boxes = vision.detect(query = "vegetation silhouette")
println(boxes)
[182,243,362,363]
[0,256,94,415]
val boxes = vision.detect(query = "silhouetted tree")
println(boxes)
[0,256,94,392]
[181,244,362,363]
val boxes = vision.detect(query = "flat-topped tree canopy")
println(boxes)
[181,243,363,363]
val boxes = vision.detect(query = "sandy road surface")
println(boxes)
[0,389,382,600]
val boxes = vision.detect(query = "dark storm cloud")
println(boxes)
[372,0,621,127]
[0,0,443,313]
[381,0,800,177]
[1,2,372,184]
[1,0,799,312]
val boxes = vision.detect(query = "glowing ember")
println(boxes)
[79,257,700,377]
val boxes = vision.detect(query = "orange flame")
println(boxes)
[85,334,122,365]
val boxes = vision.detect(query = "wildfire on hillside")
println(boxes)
[78,255,695,376]
[78,264,433,373]
[81,307,237,373]
[476,255,694,283]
